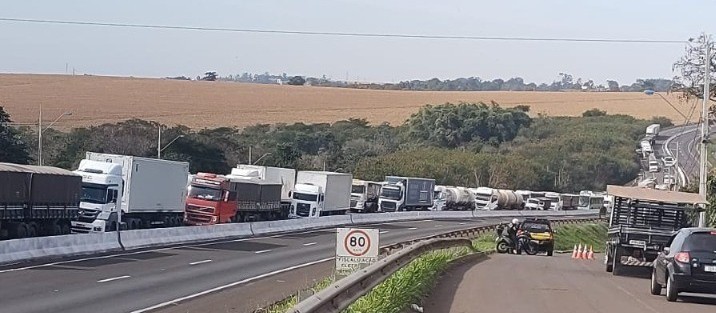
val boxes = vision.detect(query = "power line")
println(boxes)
[0,17,688,44]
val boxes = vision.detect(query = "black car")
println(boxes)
[650,227,716,302]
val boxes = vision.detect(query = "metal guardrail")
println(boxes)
[286,216,603,313]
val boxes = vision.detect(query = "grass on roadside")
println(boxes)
[262,276,335,313]
[344,247,472,313]
[553,223,607,252]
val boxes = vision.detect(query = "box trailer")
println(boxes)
[378,176,435,212]
[291,171,352,217]
[0,163,81,239]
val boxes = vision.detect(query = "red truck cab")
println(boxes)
[184,173,237,225]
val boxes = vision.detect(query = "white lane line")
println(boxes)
[130,257,334,313]
[254,249,272,254]
[459,223,466,225]
[232,238,251,242]
[97,275,131,283]
[408,227,418,230]
[302,242,317,246]
[189,259,212,266]
[379,230,389,234]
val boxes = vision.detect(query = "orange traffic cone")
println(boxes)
[571,245,578,259]
[576,244,583,259]
[581,244,589,259]
[587,246,595,260]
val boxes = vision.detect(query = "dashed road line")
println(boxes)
[254,249,272,254]
[302,242,317,246]
[189,259,212,266]
[97,275,131,283]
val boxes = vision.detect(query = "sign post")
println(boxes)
[335,228,379,278]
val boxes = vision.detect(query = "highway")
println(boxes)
[659,124,716,185]
[424,254,716,313]
[0,216,561,313]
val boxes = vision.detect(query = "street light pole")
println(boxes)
[699,41,711,227]
[37,106,72,166]
[157,127,162,159]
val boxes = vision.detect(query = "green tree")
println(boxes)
[582,108,607,117]
[0,106,31,164]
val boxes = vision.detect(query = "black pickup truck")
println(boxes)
[605,185,706,276]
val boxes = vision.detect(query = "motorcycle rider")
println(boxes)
[507,218,520,253]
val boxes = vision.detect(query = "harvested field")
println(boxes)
[0,74,695,130]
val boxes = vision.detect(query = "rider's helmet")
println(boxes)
[511,218,519,225]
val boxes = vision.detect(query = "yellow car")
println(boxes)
[518,218,555,256]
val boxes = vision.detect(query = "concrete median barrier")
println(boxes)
[120,223,254,250]
[0,232,121,265]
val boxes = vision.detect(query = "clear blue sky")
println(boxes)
[0,0,713,84]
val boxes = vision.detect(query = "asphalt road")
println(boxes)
[659,124,716,184]
[0,216,573,313]
[424,253,716,313]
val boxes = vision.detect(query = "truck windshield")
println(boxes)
[81,184,110,204]
[293,192,318,202]
[475,194,492,201]
[352,185,365,194]
[380,188,402,200]
[579,196,590,207]
[188,185,222,201]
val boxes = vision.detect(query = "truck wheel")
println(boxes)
[605,246,614,272]
[26,223,38,237]
[547,249,554,257]
[13,223,28,238]
[612,247,623,276]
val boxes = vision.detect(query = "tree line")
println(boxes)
[221,72,673,92]
[1,103,670,194]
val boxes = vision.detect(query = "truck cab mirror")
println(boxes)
[663,247,670,254]
[223,191,230,202]
[319,194,324,202]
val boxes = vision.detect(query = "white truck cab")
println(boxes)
[72,160,123,232]
[291,183,323,218]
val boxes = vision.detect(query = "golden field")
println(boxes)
[0,74,696,130]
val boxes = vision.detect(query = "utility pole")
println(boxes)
[699,40,711,227]
[157,127,162,159]
[37,104,42,166]
[248,146,252,165]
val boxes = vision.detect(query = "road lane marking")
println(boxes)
[254,249,272,254]
[379,230,389,234]
[459,223,466,225]
[189,259,212,266]
[302,242,317,246]
[97,275,131,283]
[408,227,418,230]
[130,257,335,313]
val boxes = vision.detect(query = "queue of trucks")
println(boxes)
[0,151,612,240]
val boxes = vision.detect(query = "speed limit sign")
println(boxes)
[335,228,379,276]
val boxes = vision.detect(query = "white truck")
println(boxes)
[378,176,435,212]
[72,152,189,233]
[290,171,352,217]
[227,164,296,211]
[646,124,661,137]
[544,192,561,210]
[350,179,383,213]
[473,187,524,210]
[433,186,475,211]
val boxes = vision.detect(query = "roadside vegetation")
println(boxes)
[0,103,668,193]
[553,223,608,251]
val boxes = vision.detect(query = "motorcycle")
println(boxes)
[495,224,516,254]
[516,230,539,255]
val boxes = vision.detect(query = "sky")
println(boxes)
[0,0,714,85]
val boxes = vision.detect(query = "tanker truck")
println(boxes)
[473,187,524,210]
[433,186,475,211]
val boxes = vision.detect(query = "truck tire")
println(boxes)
[12,223,28,239]
[605,245,614,272]
[612,247,623,276]
[26,223,38,237]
